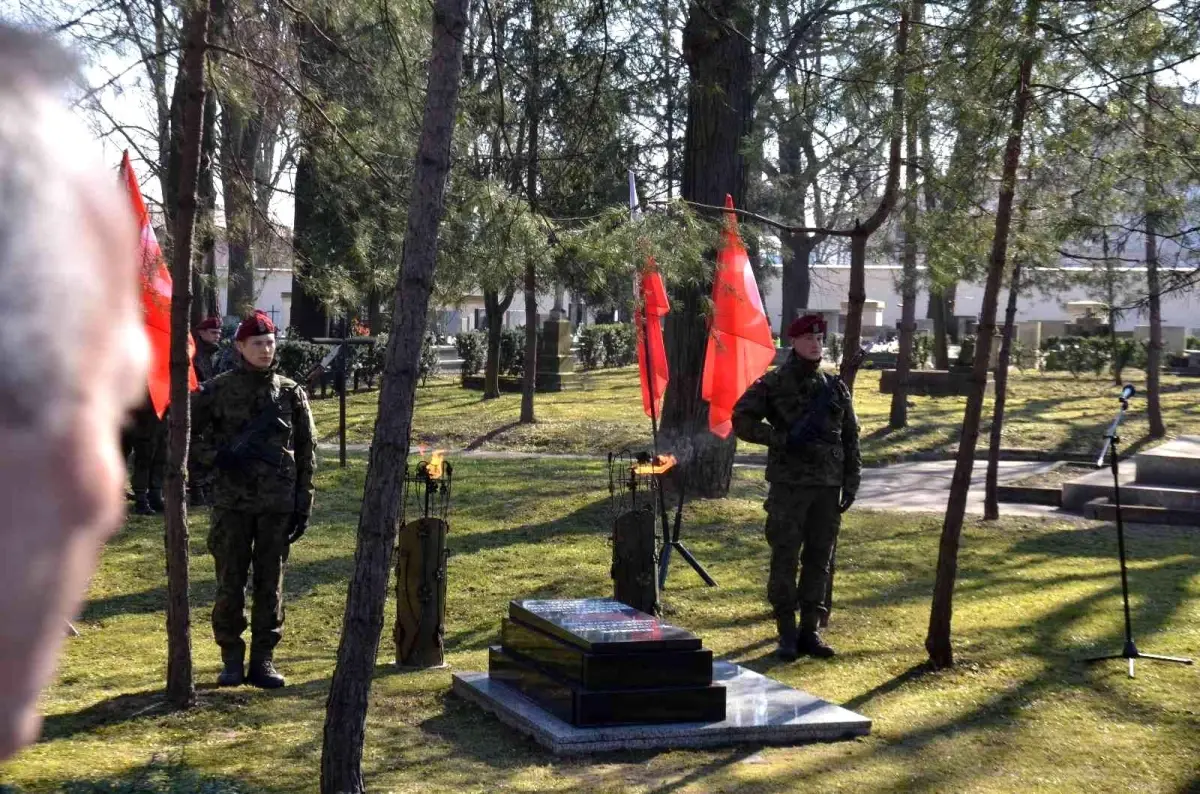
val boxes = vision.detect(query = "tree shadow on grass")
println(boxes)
[16,757,259,793]
[463,421,523,451]
[38,662,397,746]
[80,554,356,623]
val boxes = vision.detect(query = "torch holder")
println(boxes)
[394,459,453,669]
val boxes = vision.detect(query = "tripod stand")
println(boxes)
[657,473,715,589]
[1083,386,1192,679]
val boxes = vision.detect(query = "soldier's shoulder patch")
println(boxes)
[275,373,300,390]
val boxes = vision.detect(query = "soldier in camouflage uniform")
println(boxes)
[732,313,861,660]
[189,317,222,507]
[192,310,316,689]
[124,393,166,515]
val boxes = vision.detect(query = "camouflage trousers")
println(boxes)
[208,509,291,660]
[124,413,165,493]
[764,485,841,631]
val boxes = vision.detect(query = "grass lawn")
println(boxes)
[310,368,1200,463]
[3,457,1198,792]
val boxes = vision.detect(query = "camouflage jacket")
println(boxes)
[191,360,317,515]
[732,353,862,491]
[192,337,219,384]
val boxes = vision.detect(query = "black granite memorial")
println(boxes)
[488,598,726,727]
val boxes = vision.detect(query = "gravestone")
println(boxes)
[489,598,725,727]
[536,318,575,391]
[454,597,873,753]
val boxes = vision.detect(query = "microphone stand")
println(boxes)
[1083,388,1192,678]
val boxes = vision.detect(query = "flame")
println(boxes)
[632,454,676,476]
[425,449,446,480]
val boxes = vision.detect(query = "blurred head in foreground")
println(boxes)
[0,24,147,759]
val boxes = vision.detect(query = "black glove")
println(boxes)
[839,490,856,514]
[287,512,309,544]
[214,448,241,471]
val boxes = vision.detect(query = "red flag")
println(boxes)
[702,195,776,438]
[636,256,670,418]
[120,152,198,417]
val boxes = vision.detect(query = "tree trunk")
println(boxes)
[890,59,921,428]
[191,90,218,326]
[926,0,1038,670]
[521,268,538,421]
[483,289,512,399]
[983,259,1022,521]
[662,0,754,498]
[839,7,909,392]
[842,229,868,379]
[520,0,540,425]
[220,101,261,315]
[779,232,813,338]
[930,288,951,368]
[162,0,212,710]
[319,0,469,785]
[1144,79,1166,438]
[290,151,330,338]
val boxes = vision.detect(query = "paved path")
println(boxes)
[847,459,1071,518]
[318,444,1079,518]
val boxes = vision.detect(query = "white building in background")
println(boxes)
[207,232,294,330]
[757,263,1200,340]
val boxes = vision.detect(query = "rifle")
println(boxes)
[220,401,290,469]
[787,345,868,447]
[820,343,868,628]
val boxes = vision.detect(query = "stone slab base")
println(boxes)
[451,660,871,754]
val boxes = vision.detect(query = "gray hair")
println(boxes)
[0,26,103,431]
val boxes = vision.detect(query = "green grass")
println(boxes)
[310,368,1200,463]
[3,457,1198,792]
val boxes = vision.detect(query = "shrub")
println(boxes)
[1011,339,1038,372]
[825,332,844,367]
[1041,336,1112,377]
[455,330,485,376]
[275,338,326,383]
[578,325,606,370]
[1187,335,1199,350]
[1112,338,1147,381]
[910,334,934,370]
[418,333,440,385]
[605,323,638,367]
[956,335,976,367]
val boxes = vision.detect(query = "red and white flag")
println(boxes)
[629,171,670,418]
[120,151,197,417]
[701,195,775,438]
[636,257,670,418]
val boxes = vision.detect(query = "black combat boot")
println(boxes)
[217,649,244,687]
[148,490,165,512]
[247,658,286,689]
[797,629,836,658]
[132,491,155,516]
[774,611,799,661]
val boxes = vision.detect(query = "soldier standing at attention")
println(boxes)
[189,316,222,507]
[192,316,222,384]
[192,310,317,688]
[732,313,861,660]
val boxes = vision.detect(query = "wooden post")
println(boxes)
[611,508,659,615]
[394,517,449,668]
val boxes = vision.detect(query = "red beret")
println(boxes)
[196,316,221,331]
[234,310,276,341]
[787,313,827,338]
